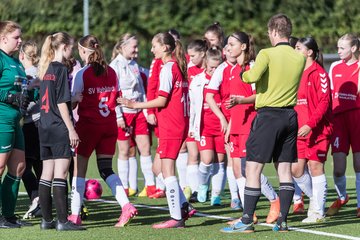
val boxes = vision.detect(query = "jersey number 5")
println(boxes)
[99,97,110,117]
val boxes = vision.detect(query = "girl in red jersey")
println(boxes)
[183,39,208,201]
[204,22,225,49]
[292,36,332,223]
[189,47,225,205]
[223,32,279,226]
[327,33,360,217]
[69,35,137,228]
[120,32,195,229]
[37,32,83,231]
[110,34,155,197]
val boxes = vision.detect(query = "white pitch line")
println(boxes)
[86,197,360,240]
[18,192,360,239]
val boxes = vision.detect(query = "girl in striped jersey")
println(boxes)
[70,35,137,228]
[327,34,360,218]
[223,32,279,226]
[110,34,155,197]
[292,37,332,223]
[120,32,195,228]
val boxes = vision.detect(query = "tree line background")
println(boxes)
[1,0,359,67]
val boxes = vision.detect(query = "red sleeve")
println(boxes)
[306,70,331,129]
[147,59,161,114]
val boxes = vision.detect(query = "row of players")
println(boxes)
[0,13,359,232]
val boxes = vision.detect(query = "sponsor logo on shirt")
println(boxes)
[1,144,12,150]
[335,74,342,77]
[43,74,56,81]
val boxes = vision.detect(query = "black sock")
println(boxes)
[242,187,261,224]
[277,182,295,225]
[39,179,53,222]
[53,178,68,223]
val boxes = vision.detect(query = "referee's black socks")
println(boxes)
[277,182,295,225]
[242,187,261,224]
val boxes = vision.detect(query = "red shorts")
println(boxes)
[298,137,330,162]
[156,138,184,159]
[196,135,225,153]
[229,134,248,158]
[185,136,196,143]
[331,109,360,154]
[117,112,149,140]
[76,120,117,158]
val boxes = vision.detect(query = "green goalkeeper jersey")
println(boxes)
[0,49,27,132]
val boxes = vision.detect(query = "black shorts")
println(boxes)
[40,143,72,161]
[246,107,298,164]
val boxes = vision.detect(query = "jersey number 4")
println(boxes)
[41,87,50,113]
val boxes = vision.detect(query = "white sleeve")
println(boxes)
[158,63,173,94]
[71,66,87,96]
[328,60,341,91]
[207,64,225,90]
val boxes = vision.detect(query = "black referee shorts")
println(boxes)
[246,107,298,164]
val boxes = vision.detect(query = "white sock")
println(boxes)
[198,162,212,185]
[293,171,313,198]
[70,177,85,215]
[236,177,246,205]
[128,156,138,190]
[105,174,129,208]
[334,175,347,200]
[356,172,360,208]
[140,155,155,186]
[164,176,182,220]
[227,167,239,200]
[211,162,226,196]
[260,173,278,201]
[186,164,199,193]
[293,180,303,204]
[176,152,188,189]
[211,162,225,197]
[179,185,187,206]
[312,174,327,215]
[156,173,165,190]
[117,159,129,189]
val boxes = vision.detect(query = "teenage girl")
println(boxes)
[120,32,195,228]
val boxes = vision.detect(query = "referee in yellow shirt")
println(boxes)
[221,13,305,234]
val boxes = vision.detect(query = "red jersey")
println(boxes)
[207,60,232,120]
[187,61,204,84]
[330,60,360,114]
[229,64,256,135]
[158,60,189,139]
[295,61,332,138]
[147,58,163,115]
[72,65,119,124]
[201,72,222,136]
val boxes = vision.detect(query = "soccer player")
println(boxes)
[18,40,42,219]
[37,32,84,231]
[222,32,280,226]
[327,33,360,218]
[222,14,305,233]
[184,39,208,201]
[291,36,332,223]
[204,22,225,49]
[69,35,138,227]
[119,32,195,228]
[188,47,225,205]
[0,20,31,228]
[110,33,155,197]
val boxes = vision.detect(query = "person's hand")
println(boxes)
[225,96,244,109]
[117,118,126,129]
[220,117,228,134]
[147,113,157,125]
[69,129,80,148]
[188,132,194,138]
[7,92,29,111]
[117,97,136,108]
[224,127,230,144]
[298,125,311,137]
